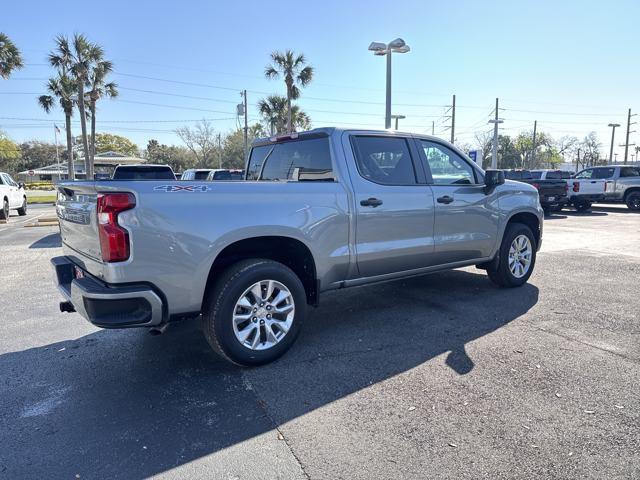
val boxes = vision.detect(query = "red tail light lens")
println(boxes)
[573,182,580,192]
[532,183,540,190]
[564,183,569,193]
[97,193,136,262]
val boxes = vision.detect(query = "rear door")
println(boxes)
[416,139,499,264]
[345,133,436,277]
[1,174,20,208]
[573,168,607,195]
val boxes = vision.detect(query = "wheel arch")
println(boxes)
[203,235,319,309]
[623,187,640,201]
[506,211,541,248]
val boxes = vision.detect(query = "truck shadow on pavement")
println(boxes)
[29,232,62,248]
[0,269,538,479]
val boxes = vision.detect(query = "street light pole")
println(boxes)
[608,123,620,164]
[369,38,410,129]
[488,98,503,169]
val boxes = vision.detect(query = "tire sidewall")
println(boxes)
[499,224,536,286]
[1,200,8,220]
[205,261,306,366]
[626,192,640,211]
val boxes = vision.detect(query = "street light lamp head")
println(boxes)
[488,119,504,124]
[608,123,621,127]
[388,38,406,49]
[368,42,387,52]
[392,45,410,53]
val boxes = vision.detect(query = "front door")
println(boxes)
[417,140,499,265]
[344,133,436,277]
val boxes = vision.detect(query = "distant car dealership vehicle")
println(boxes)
[181,169,215,180]
[205,169,245,181]
[502,169,568,213]
[0,172,27,220]
[573,165,640,211]
[530,169,573,180]
[111,164,176,181]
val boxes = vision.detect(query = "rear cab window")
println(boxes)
[246,136,334,181]
[112,166,175,180]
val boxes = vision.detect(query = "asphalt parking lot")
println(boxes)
[0,205,638,479]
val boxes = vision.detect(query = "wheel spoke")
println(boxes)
[251,283,264,302]
[237,296,254,309]
[237,324,257,344]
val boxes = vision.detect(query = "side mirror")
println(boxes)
[18,182,25,189]
[484,169,505,188]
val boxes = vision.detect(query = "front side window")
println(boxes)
[246,137,333,181]
[420,141,476,185]
[575,169,593,179]
[530,171,543,179]
[0,174,5,185]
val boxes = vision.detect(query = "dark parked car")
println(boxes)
[502,169,568,213]
[111,164,176,181]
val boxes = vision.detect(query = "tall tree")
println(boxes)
[0,33,23,79]
[146,140,196,173]
[38,72,77,179]
[175,120,218,167]
[87,58,118,164]
[49,34,103,178]
[257,95,311,134]
[264,50,313,133]
[222,124,266,169]
[79,133,138,156]
[0,131,20,174]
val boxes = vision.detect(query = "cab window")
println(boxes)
[420,141,476,185]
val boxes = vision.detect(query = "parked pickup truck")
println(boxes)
[573,165,640,211]
[0,171,27,220]
[52,129,543,366]
[531,169,605,212]
[502,169,568,213]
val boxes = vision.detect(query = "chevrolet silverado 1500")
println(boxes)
[52,129,543,366]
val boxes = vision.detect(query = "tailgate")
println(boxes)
[569,179,605,194]
[537,181,567,197]
[56,183,102,263]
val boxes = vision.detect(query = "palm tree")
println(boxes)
[87,59,118,163]
[38,73,77,179]
[258,95,311,134]
[264,50,313,133]
[49,34,103,179]
[0,33,23,79]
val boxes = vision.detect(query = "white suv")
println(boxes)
[0,172,27,220]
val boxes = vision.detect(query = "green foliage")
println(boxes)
[0,131,21,174]
[19,141,60,170]
[222,124,266,169]
[76,133,139,156]
[0,33,24,79]
[257,95,311,134]
[145,139,196,173]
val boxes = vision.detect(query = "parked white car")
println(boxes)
[0,172,27,220]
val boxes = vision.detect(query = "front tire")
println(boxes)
[0,199,8,221]
[487,223,537,288]
[17,197,27,216]
[202,259,307,366]
[625,192,640,211]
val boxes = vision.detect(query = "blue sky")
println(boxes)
[2,0,639,159]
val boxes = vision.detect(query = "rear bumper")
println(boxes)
[568,194,605,203]
[539,195,568,207]
[51,256,164,328]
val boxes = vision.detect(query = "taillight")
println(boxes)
[97,193,136,262]
[564,183,569,193]
[532,183,540,190]
[573,182,580,192]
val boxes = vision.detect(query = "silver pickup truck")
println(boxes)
[52,128,543,366]
[573,165,640,210]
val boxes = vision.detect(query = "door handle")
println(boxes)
[360,197,383,207]
[437,195,454,204]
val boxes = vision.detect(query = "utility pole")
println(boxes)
[621,108,637,164]
[576,148,581,173]
[217,133,222,168]
[530,120,537,168]
[242,90,248,162]
[608,123,620,164]
[431,121,434,136]
[488,98,503,169]
[450,94,456,144]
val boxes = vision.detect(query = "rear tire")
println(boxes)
[574,200,592,212]
[625,192,640,211]
[17,197,27,216]
[0,199,8,221]
[202,259,307,366]
[487,223,537,288]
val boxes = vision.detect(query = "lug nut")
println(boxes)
[252,317,257,322]
[260,319,265,325]
[260,302,265,307]
[266,305,272,311]
[267,313,272,319]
